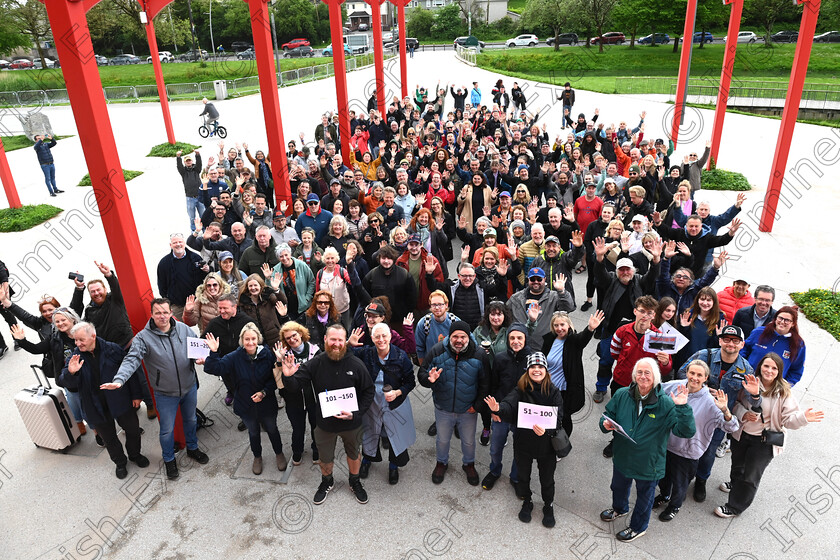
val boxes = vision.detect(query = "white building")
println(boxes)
[406,0,510,24]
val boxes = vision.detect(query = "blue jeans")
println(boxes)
[488,419,518,481]
[695,427,725,481]
[434,407,477,465]
[186,197,206,231]
[596,335,615,392]
[241,408,284,458]
[155,383,199,462]
[65,389,85,424]
[40,163,57,194]
[611,466,658,532]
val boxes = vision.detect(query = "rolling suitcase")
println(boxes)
[14,364,81,452]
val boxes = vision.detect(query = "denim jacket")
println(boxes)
[677,348,760,412]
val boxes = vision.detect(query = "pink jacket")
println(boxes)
[732,389,810,457]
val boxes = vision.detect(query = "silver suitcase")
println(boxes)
[14,365,81,451]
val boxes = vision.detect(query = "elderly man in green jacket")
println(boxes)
[598,357,696,543]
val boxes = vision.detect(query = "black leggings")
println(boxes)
[515,451,557,505]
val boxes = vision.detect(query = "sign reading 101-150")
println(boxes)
[318,387,359,418]
[517,403,558,429]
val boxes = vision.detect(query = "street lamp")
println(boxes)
[206,0,215,55]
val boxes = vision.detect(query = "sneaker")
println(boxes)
[659,505,680,522]
[427,422,437,436]
[542,504,556,528]
[224,393,234,406]
[518,500,533,523]
[115,464,128,479]
[276,453,288,471]
[165,459,179,480]
[462,463,479,486]
[616,528,646,542]
[312,449,320,464]
[652,494,669,509]
[349,476,368,504]
[581,301,593,312]
[600,508,628,522]
[252,456,263,475]
[693,478,707,503]
[359,460,371,479]
[129,454,150,468]
[237,420,247,432]
[95,434,106,448]
[479,428,491,446]
[432,461,448,484]
[292,452,302,466]
[593,390,606,404]
[313,476,334,505]
[715,504,738,518]
[716,438,731,458]
[602,440,613,458]
[50,192,57,197]
[187,448,209,464]
[719,481,732,493]
[54,189,64,193]
[482,472,500,490]
[388,467,399,485]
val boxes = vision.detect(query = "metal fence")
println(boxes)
[455,45,477,66]
[0,50,397,107]
[681,83,840,110]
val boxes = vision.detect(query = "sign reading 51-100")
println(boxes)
[517,403,558,429]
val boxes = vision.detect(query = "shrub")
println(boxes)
[700,168,751,191]
[78,169,143,186]
[791,289,840,341]
[0,204,62,232]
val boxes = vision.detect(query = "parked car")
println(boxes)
[146,51,174,63]
[0,60,10,69]
[454,36,486,48]
[724,31,757,43]
[111,54,141,65]
[358,23,369,31]
[507,34,539,47]
[545,33,579,46]
[681,31,714,43]
[32,58,59,69]
[770,30,798,43]
[9,59,34,69]
[231,41,252,52]
[236,48,256,60]
[382,32,394,43]
[284,46,315,58]
[638,33,670,45]
[814,30,840,43]
[388,37,419,49]
[95,54,109,66]
[177,50,207,62]
[281,38,310,51]
[322,43,351,56]
[590,32,625,45]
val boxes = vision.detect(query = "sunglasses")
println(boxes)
[307,201,319,205]
[529,277,544,282]
[316,300,330,305]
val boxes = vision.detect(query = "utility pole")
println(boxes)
[168,5,178,52]
[270,1,281,72]
[186,0,198,57]
[207,0,215,55]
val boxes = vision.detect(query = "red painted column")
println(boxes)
[325,0,352,165]
[760,0,821,232]
[670,0,698,147]
[247,0,291,208]
[708,0,743,170]
[0,138,22,209]
[366,0,386,112]
[144,16,176,145]
[394,0,408,98]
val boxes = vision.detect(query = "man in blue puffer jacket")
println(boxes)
[419,320,490,487]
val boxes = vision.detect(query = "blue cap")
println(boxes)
[306,193,320,202]
[528,267,546,279]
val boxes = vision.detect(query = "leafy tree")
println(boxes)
[7,0,52,66]
[270,0,317,44]
[583,0,618,53]
[432,4,465,39]
[695,0,728,49]
[522,0,577,50]
[406,7,435,39]
[0,1,30,56]
[611,0,657,47]
[744,0,802,44]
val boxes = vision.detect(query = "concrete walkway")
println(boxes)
[1,50,838,560]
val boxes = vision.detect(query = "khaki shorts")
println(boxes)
[313,425,363,464]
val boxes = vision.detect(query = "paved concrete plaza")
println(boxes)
[1,50,838,560]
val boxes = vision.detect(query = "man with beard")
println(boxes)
[363,246,417,330]
[281,324,375,505]
[202,222,253,264]
[71,261,156,418]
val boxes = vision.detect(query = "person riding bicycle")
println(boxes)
[200,97,220,135]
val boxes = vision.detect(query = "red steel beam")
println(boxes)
[0,138,22,209]
[325,0,352,165]
[366,0,387,112]
[708,0,743,170]
[671,0,698,148]
[143,15,177,145]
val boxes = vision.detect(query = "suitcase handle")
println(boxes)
[31,364,53,390]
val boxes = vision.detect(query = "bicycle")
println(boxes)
[198,119,227,139]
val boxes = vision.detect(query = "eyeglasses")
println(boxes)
[628,172,638,176]
[316,300,331,306]
[307,201,319,206]
[206,283,219,287]
[756,297,773,303]
[673,274,691,280]
[459,274,475,279]
[776,317,793,324]
[430,303,446,308]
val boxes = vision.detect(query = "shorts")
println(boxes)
[313,425,363,464]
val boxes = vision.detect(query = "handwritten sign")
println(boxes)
[318,387,359,418]
[517,403,558,430]
[187,337,210,360]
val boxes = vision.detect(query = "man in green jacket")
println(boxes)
[598,357,695,543]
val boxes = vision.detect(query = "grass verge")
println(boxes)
[790,289,840,341]
[680,102,840,128]
[0,204,62,232]
[78,169,143,186]
[147,142,201,158]
[700,169,752,191]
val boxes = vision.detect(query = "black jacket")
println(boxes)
[204,311,258,357]
[733,304,777,338]
[496,383,563,458]
[531,244,583,300]
[157,251,206,307]
[541,328,594,417]
[362,265,417,325]
[71,274,134,347]
[489,333,530,401]
[176,153,202,198]
[18,328,75,382]
[595,257,659,331]
[59,338,142,426]
[7,302,54,373]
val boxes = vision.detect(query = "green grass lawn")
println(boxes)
[1,135,73,152]
[507,0,527,13]
[78,169,143,186]
[476,43,840,94]
[0,204,62,232]
[791,289,840,341]
[0,55,366,93]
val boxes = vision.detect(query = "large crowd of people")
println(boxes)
[1,77,824,540]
